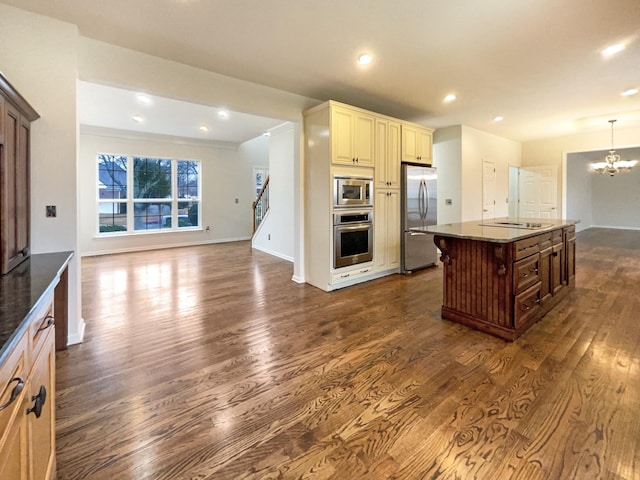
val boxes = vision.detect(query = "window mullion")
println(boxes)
[172,159,177,230]
[127,155,134,232]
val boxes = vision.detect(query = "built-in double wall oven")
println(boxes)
[333,175,374,269]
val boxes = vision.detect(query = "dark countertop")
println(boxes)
[0,251,73,366]
[412,218,579,243]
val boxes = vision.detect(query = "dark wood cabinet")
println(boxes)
[434,224,576,341]
[0,74,39,275]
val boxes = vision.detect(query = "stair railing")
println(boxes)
[252,175,270,234]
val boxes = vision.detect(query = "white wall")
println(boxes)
[591,166,640,229]
[522,125,640,217]
[565,146,640,231]
[460,125,521,221]
[565,152,594,232]
[79,128,267,254]
[433,125,521,223]
[433,126,462,224]
[252,123,295,261]
[0,4,83,344]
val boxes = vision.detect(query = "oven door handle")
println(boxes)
[335,223,372,232]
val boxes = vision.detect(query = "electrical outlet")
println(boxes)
[445,199,452,205]
[268,234,271,240]
[235,198,239,204]
[205,226,210,232]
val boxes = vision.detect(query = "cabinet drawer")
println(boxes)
[513,254,540,293]
[514,283,541,328]
[514,236,540,260]
[0,334,27,441]
[564,225,576,239]
[538,233,552,250]
[29,302,55,368]
[552,229,563,245]
[332,266,373,284]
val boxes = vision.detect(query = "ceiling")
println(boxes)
[5,0,640,142]
[77,81,285,144]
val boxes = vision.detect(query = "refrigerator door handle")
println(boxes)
[418,179,426,220]
[424,179,429,220]
[409,231,428,236]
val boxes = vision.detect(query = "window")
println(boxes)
[98,154,200,234]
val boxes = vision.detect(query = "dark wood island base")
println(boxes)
[420,219,576,341]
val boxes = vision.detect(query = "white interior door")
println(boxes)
[482,160,496,219]
[537,166,558,219]
[518,166,558,219]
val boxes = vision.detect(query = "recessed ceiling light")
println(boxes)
[199,126,209,132]
[621,88,638,97]
[136,94,151,105]
[493,116,504,122]
[358,54,372,65]
[443,94,457,103]
[132,115,143,123]
[218,110,229,119]
[262,131,271,137]
[601,43,625,57]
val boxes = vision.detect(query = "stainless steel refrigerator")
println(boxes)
[401,162,438,273]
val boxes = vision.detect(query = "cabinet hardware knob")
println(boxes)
[27,385,47,418]
[38,315,55,332]
[0,378,24,411]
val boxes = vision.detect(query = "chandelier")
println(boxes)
[590,119,638,176]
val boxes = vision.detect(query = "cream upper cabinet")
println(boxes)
[331,105,375,167]
[375,118,401,189]
[401,123,433,165]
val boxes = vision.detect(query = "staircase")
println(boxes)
[252,175,270,234]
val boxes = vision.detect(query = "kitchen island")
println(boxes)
[415,219,577,340]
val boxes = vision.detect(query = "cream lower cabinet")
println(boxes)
[375,189,400,272]
[0,300,56,480]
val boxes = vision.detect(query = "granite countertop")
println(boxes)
[0,251,73,366]
[412,218,579,243]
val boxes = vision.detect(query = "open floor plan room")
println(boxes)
[55,228,639,479]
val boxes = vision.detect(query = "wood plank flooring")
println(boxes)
[55,228,640,479]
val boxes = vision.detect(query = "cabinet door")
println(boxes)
[566,236,576,286]
[539,247,552,304]
[401,124,418,162]
[0,102,30,274]
[374,190,389,270]
[387,121,401,188]
[416,129,433,164]
[27,329,56,480]
[385,190,401,269]
[331,106,355,165]
[0,401,28,480]
[353,112,374,166]
[374,190,400,271]
[551,242,563,294]
[375,119,389,189]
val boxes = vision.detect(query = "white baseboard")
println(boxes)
[590,225,640,231]
[80,236,252,257]
[291,274,305,284]
[251,244,294,262]
[67,317,86,346]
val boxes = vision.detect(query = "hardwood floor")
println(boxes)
[55,229,640,479]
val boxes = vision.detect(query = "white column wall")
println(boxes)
[0,4,83,344]
[252,123,295,261]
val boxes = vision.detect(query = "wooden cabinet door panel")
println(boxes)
[27,329,56,480]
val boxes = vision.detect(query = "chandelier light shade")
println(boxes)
[590,119,638,176]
